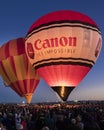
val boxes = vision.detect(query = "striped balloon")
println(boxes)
[0,38,40,103]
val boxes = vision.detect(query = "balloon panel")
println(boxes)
[27,10,98,33]
[0,38,25,60]
[10,79,39,96]
[26,24,101,67]
[37,65,90,86]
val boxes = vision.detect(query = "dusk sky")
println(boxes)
[0,0,104,103]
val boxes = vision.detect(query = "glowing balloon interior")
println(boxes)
[0,38,40,103]
[25,10,102,101]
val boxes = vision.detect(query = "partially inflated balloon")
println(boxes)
[25,10,102,101]
[0,38,40,103]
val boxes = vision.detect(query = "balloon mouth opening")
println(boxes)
[24,93,33,104]
[52,86,75,101]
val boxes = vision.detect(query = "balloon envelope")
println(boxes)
[0,38,40,103]
[25,10,102,101]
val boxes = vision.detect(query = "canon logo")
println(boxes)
[26,36,77,59]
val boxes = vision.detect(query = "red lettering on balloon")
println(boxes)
[33,36,77,50]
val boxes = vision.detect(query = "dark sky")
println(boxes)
[0,0,104,103]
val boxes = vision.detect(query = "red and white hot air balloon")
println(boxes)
[25,10,102,101]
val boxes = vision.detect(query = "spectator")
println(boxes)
[69,118,78,130]
[76,115,84,130]
[42,126,50,130]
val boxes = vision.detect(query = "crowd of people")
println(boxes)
[0,101,104,130]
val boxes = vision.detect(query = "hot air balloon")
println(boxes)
[25,10,102,101]
[0,38,40,103]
